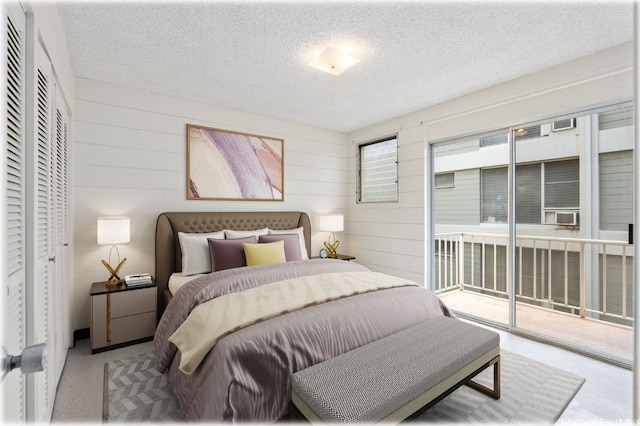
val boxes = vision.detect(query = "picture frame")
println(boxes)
[186,124,284,201]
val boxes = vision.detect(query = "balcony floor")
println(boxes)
[438,289,633,364]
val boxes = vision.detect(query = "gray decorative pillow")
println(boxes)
[208,236,257,272]
[268,227,309,259]
[258,234,302,261]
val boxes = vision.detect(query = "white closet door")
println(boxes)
[27,41,53,421]
[3,5,71,423]
[3,4,26,422]
[48,87,71,396]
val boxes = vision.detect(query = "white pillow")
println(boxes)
[268,227,309,259]
[224,228,269,239]
[178,231,225,275]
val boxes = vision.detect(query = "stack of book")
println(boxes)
[124,273,152,287]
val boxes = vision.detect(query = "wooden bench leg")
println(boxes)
[466,355,500,399]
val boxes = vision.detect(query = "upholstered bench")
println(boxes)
[291,316,500,423]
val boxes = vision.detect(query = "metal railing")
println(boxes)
[435,232,633,325]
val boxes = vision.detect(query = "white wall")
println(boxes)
[72,79,347,330]
[347,42,634,287]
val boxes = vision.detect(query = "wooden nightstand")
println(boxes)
[90,280,157,354]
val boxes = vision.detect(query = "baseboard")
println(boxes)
[73,328,90,347]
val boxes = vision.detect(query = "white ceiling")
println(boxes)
[57,1,634,133]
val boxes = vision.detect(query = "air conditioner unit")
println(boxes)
[540,123,552,137]
[555,211,579,226]
[552,118,576,132]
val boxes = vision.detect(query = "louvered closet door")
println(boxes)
[3,4,27,422]
[48,85,71,400]
[28,41,53,422]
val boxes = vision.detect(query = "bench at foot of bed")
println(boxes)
[291,316,500,423]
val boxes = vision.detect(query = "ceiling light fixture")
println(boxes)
[309,46,359,76]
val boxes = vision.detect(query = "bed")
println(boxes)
[153,211,454,422]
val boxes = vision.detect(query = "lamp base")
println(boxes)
[101,257,127,286]
[323,239,340,259]
[105,277,123,286]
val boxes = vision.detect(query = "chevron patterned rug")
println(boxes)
[103,349,584,423]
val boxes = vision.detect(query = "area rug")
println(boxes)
[103,350,584,423]
[103,351,183,423]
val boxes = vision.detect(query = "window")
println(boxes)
[515,164,542,223]
[480,133,507,147]
[481,168,508,223]
[514,125,541,141]
[599,106,633,130]
[481,159,578,224]
[479,126,543,147]
[544,159,579,208]
[357,136,398,203]
[435,172,454,189]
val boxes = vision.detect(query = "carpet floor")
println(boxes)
[103,349,584,423]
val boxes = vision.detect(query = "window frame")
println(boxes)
[357,135,399,203]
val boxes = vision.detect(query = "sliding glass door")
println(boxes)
[431,102,634,363]
[432,129,511,328]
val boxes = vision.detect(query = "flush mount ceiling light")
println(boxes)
[309,46,360,76]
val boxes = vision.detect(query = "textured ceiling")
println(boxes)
[57,1,633,133]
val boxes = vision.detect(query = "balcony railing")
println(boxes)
[434,232,633,326]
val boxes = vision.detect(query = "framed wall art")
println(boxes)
[187,124,284,201]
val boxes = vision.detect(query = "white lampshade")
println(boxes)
[320,214,344,233]
[97,217,130,245]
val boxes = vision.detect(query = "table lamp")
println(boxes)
[97,217,130,285]
[320,214,344,258]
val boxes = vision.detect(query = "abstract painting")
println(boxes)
[187,124,284,201]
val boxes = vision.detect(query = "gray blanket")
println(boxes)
[154,259,452,422]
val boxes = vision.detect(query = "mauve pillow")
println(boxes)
[258,234,302,261]
[208,236,256,272]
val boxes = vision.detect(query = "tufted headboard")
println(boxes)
[155,211,311,321]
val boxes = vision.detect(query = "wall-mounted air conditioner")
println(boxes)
[555,211,579,226]
[552,118,576,132]
[540,124,551,137]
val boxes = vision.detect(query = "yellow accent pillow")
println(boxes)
[243,241,286,266]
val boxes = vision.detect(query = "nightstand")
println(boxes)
[334,254,356,261]
[90,280,157,354]
[312,254,356,261]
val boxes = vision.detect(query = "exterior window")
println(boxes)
[514,125,541,141]
[479,125,543,147]
[515,164,542,223]
[358,136,398,203]
[480,133,507,147]
[481,168,508,223]
[481,159,578,224]
[544,159,579,208]
[599,106,633,130]
[435,172,454,189]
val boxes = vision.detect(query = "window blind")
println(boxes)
[544,159,579,208]
[515,163,541,224]
[358,136,398,203]
[481,168,507,223]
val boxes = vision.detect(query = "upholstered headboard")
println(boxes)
[155,211,311,321]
